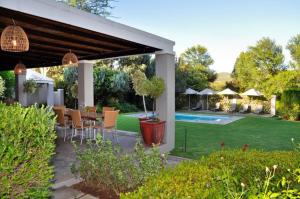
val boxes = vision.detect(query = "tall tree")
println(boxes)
[232,37,292,97]
[249,37,285,76]
[233,51,261,91]
[178,45,216,91]
[287,34,300,69]
[180,45,214,67]
[117,55,152,76]
[57,0,114,17]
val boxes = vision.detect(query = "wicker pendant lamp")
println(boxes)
[62,50,78,66]
[14,62,27,75]
[1,19,29,52]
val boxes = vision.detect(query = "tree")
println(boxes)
[178,45,216,92]
[57,0,114,17]
[185,65,209,90]
[132,70,150,116]
[233,37,286,96]
[263,70,300,97]
[249,37,285,76]
[117,55,152,76]
[287,34,300,69]
[233,51,261,91]
[180,45,214,67]
[34,66,64,87]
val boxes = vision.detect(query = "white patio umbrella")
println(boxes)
[197,88,216,110]
[218,88,237,95]
[183,88,198,110]
[241,88,263,97]
[241,88,264,106]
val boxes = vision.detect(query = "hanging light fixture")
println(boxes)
[14,62,27,75]
[1,19,29,52]
[62,50,78,66]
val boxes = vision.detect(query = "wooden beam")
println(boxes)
[0,16,129,50]
[0,8,146,49]
[29,43,92,56]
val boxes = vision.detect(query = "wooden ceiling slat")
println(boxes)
[28,35,111,54]
[29,43,91,56]
[0,16,130,50]
[0,8,144,49]
[0,23,123,51]
[0,7,159,71]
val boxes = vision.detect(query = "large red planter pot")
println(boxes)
[140,120,166,146]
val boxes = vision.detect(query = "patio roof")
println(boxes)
[0,0,175,70]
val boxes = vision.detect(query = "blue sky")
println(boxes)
[112,0,300,73]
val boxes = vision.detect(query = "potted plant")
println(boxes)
[23,79,38,94]
[132,71,165,146]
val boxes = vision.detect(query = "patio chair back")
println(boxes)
[53,108,65,126]
[53,105,65,112]
[70,110,82,128]
[102,106,115,115]
[103,110,120,128]
[216,102,220,109]
[86,106,97,113]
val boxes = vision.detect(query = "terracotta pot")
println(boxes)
[140,120,166,146]
[139,117,149,133]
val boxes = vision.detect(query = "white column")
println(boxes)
[78,60,94,108]
[271,95,276,116]
[15,72,27,106]
[155,52,175,153]
[47,83,54,106]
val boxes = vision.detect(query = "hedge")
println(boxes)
[0,103,56,198]
[122,150,300,198]
[277,88,300,120]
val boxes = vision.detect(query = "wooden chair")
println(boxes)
[53,105,66,112]
[92,110,119,142]
[70,110,90,144]
[102,106,115,115]
[53,107,70,142]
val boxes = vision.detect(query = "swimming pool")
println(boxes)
[128,113,243,124]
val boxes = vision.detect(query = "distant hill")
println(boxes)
[215,72,232,82]
[210,72,233,91]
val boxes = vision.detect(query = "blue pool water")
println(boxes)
[128,113,242,124]
[175,113,230,122]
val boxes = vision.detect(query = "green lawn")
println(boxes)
[117,114,300,159]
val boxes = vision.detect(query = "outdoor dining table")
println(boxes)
[64,108,102,121]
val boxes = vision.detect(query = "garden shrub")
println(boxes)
[0,76,5,98]
[202,150,300,187]
[72,137,166,196]
[106,98,139,113]
[122,150,300,198]
[220,97,231,111]
[278,89,300,120]
[0,103,56,198]
[0,71,15,99]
